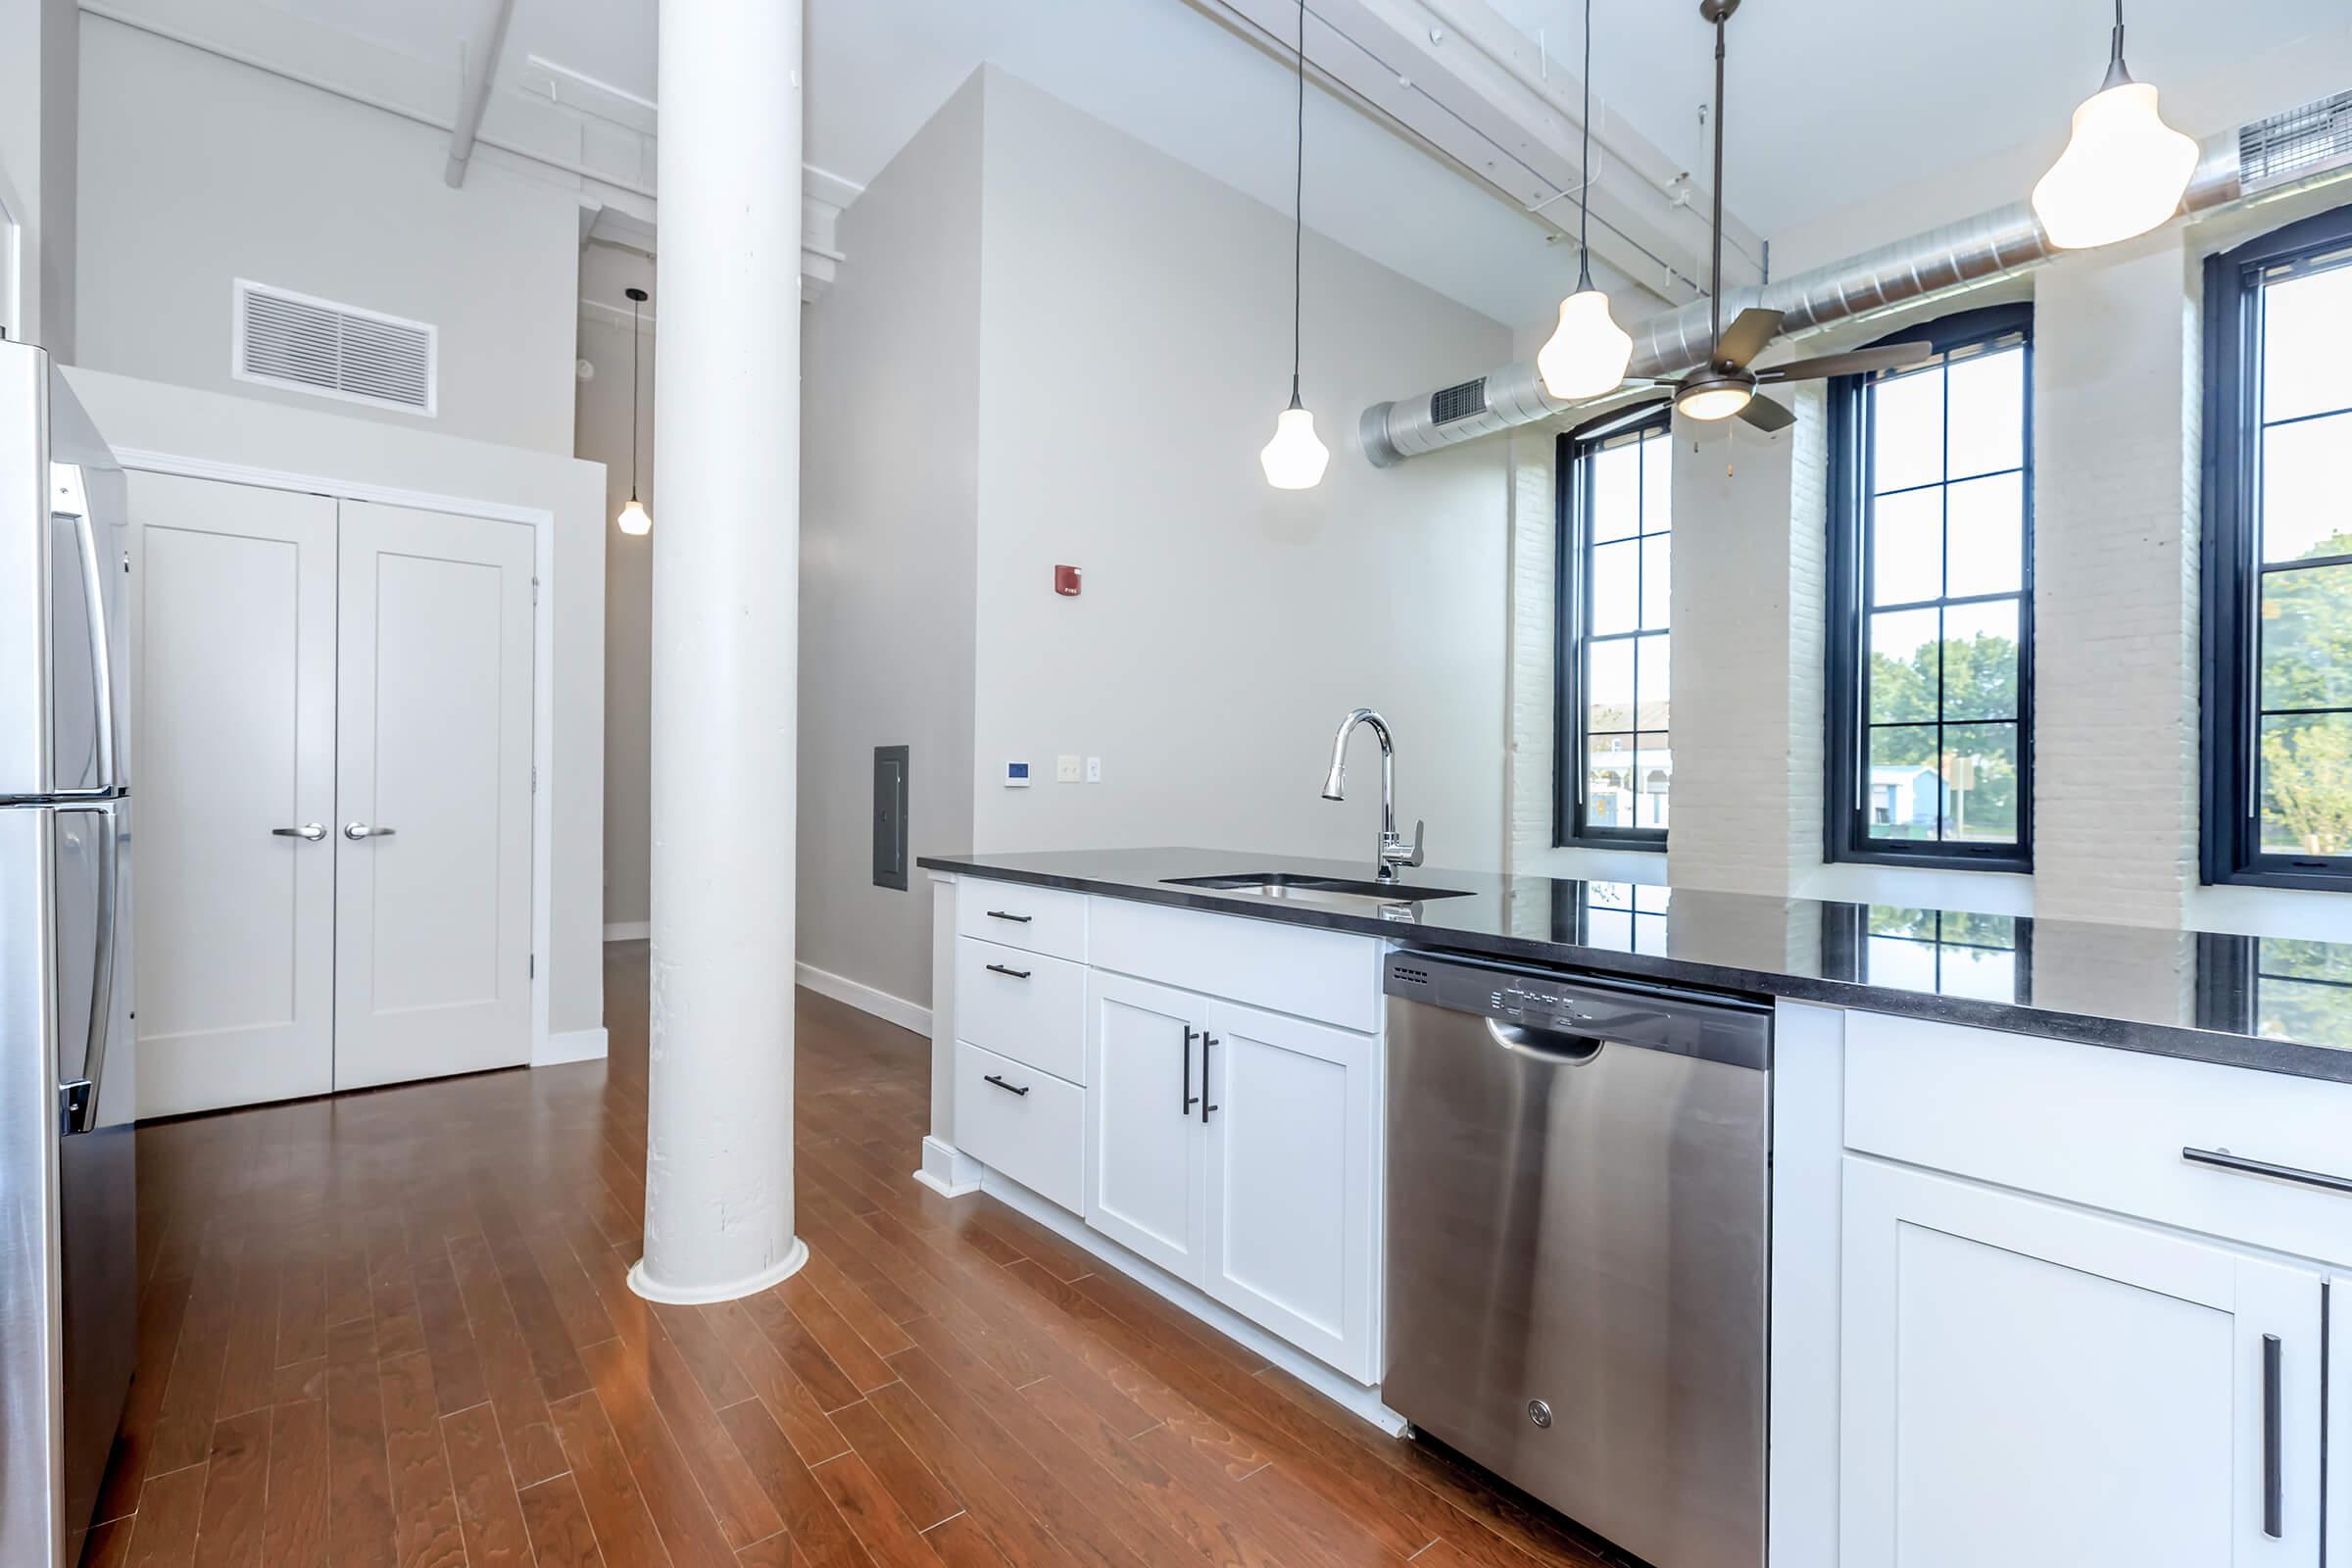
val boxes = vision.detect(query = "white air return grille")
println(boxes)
[232,279,437,416]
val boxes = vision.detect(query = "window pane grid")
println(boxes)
[2244,250,2352,863]
[1856,335,2028,852]
[1563,416,1673,844]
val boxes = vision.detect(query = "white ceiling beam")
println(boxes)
[1195,0,1763,305]
[445,0,518,188]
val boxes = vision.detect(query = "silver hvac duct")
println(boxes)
[1362,89,2352,466]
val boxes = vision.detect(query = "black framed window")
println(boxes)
[1554,408,1673,849]
[1826,304,2034,871]
[2201,203,2352,890]
[2195,934,2352,1049]
[1823,905,2030,1004]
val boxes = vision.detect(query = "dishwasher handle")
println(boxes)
[1485,1017,1605,1064]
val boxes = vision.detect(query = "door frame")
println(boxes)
[112,447,559,1067]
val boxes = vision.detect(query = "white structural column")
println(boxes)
[631,0,808,1303]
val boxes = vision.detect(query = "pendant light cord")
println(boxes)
[1288,0,1306,410]
[1576,0,1593,290]
[628,291,642,502]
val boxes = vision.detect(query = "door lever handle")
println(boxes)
[272,823,327,842]
[343,821,397,841]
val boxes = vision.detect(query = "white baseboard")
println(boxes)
[603,921,650,942]
[796,960,931,1037]
[912,1135,984,1198]
[980,1166,1406,1436]
[535,1026,609,1067]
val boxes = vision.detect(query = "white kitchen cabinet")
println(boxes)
[1841,1156,2323,1568]
[1083,971,1210,1281]
[1080,970,1380,1383]
[1200,999,1375,1381]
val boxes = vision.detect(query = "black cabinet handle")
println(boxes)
[985,909,1033,924]
[1200,1033,1219,1123]
[985,962,1032,980]
[1182,1026,1199,1114]
[984,1074,1030,1098]
[2263,1333,2283,1539]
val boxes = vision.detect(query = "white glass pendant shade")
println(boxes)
[1259,405,1330,490]
[1538,288,1635,401]
[615,497,652,536]
[2031,80,2196,250]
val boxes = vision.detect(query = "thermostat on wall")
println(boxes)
[1004,760,1032,788]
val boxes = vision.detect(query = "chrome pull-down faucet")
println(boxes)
[1321,708,1424,882]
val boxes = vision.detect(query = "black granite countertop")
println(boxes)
[916,847,2352,1084]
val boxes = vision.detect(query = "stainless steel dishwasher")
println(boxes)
[1383,950,1771,1568]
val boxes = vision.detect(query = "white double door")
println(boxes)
[129,471,535,1117]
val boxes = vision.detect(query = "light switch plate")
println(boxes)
[1086,757,1102,783]
[1055,755,1082,783]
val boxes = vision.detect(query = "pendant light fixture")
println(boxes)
[2030,0,2196,250]
[1536,0,1633,402]
[1259,0,1330,491]
[614,285,653,536]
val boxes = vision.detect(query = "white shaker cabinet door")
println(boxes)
[1840,1157,2322,1568]
[1083,971,1209,1284]
[1200,999,1376,1383]
[332,501,534,1091]
[128,472,338,1116]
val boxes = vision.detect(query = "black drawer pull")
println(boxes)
[985,962,1032,980]
[984,1074,1030,1098]
[1200,1033,1219,1123]
[985,909,1033,924]
[2182,1146,2352,1198]
[2263,1334,2283,1539]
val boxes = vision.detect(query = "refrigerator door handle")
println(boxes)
[67,508,120,797]
[59,806,117,1136]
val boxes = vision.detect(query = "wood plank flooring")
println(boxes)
[84,942,1624,1568]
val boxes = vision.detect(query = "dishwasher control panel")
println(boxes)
[1385,950,1770,1070]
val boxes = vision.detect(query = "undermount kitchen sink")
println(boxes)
[1161,871,1473,908]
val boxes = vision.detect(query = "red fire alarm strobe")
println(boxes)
[1054,564,1082,597]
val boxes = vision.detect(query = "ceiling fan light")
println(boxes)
[1260,405,1331,490]
[2031,80,2196,250]
[1538,288,1635,401]
[1677,373,1754,422]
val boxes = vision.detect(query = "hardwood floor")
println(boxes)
[84,941,1621,1568]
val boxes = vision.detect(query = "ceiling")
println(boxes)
[250,0,2350,327]
[1486,0,2347,240]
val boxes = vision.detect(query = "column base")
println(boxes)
[912,1135,983,1199]
[627,1235,808,1304]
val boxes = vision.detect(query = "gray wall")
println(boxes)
[968,71,1512,872]
[74,16,578,454]
[576,246,657,933]
[797,74,985,1008]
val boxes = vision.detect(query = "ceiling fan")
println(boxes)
[1603,0,1935,435]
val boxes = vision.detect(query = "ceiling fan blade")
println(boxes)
[1738,393,1796,433]
[1757,341,1936,384]
[1713,307,1785,370]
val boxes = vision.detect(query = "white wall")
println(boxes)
[66,367,610,1039]
[0,0,77,352]
[798,74,983,1012]
[576,244,657,934]
[74,16,580,454]
[968,71,1512,871]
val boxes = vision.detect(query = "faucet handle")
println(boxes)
[1384,821,1426,870]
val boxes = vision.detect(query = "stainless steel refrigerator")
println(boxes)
[0,339,137,1568]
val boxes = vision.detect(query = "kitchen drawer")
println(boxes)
[1087,896,1380,1034]
[1845,1010,2352,1266]
[955,1041,1084,1214]
[955,937,1085,1083]
[956,878,1087,962]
